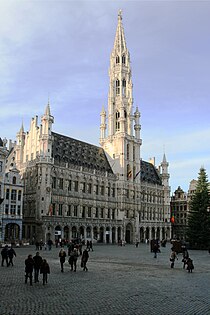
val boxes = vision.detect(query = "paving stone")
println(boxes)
[0,243,210,315]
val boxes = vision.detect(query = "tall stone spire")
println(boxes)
[100,11,141,183]
[113,10,127,55]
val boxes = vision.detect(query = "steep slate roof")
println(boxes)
[52,132,113,174]
[140,160,162,185]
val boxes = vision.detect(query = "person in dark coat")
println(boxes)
[47,239,53,250]
[153,243,159,258]
[69,248,78,272]
[33,252,43,283]
[25,254,34,285]
[186,258,194,273]
[1,245,9,267]
[81,249,89,271]
[170,250,178,268]
[59,248,66,272]
[89,241,93,252]
[40,259,50,285]
[8,246,16,266]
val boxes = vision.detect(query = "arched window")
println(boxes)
[122,79,126,87]
[116,56,120,64]
[12,176,16,185]
[122,55,126,64]
[116,79,120,95]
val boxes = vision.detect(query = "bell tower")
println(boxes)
[100,10,142,182]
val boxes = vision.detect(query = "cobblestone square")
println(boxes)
[0,243,210,315]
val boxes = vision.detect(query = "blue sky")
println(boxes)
[0,0,210,194]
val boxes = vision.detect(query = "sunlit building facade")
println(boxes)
[13,11,171,244]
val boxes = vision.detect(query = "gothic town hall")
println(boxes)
[10,11,171,244]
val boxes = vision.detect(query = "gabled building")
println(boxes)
[0,138,23,243]
[14,11,171,244]
[170,180,197,240]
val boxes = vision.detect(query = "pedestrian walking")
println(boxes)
[153,243,159,258]
[8,246,16,267]
[59,248,66,272]
[33,252,43,283]
[182,248,189,269]
[72,248,78,272]
[86,240,90,251]
[1,245,9,267]
[81,249,89,271]
[186,258,194,273]
[35,241,40,251]
[47,239,53,250]
[89,240,93,252]
[170,250,178,268]
[40,259,50,285]
[25,254,34,285]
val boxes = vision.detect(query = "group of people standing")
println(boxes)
[1,245,16,267]
[25,252,50,286]
[59,243,90,273]
[170,246,194,272]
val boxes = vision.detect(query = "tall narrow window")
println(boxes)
[95,185,99,195]
[127,144,130,160]
[52,203,56,216]
[59,178,63,190]
[88,207,92,218]
[74,205,78,217]
[116,79,120,95]
[58,204,63,216]
[74,181,78,192]
[68,180,72,191]
[6,189,9,200]
[82,206,86,218]
[52,177,56,189]
[12,176,16,184]
[122,55,126,64]
[122,79,126,96]
[82,182,86,193]
[18,190,22,201]
[11,189,17,201]
[116,56,120,64]
[67,205,71,216]
[116,111,120,131]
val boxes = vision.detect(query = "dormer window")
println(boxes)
[12,176,16,185]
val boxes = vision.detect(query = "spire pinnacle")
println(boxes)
[20,120,24,133]
[118,9,122,20]
[45,99,51,116]
[114,10,127,54]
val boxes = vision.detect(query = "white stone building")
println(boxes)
[13,11,171,244]
[0,138,24,243]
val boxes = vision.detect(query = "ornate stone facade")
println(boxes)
[0,138,23,242]
[13,11,171,244]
